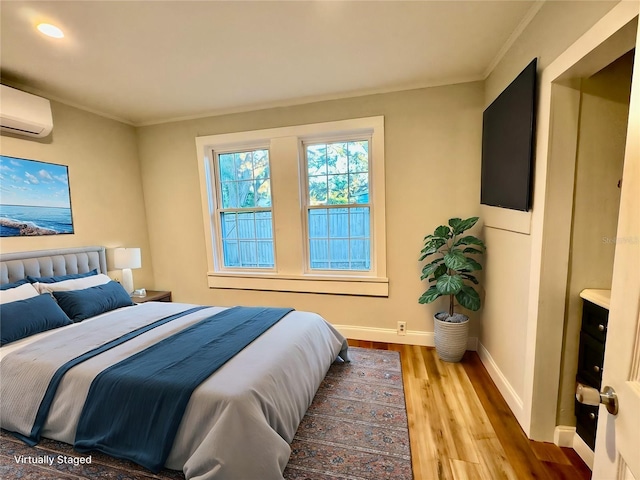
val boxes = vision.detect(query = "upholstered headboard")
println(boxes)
[0,246,107,285]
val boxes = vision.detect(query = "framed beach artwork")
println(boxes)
[0,155,74,237]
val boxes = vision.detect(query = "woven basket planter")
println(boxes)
[434,314,469,363]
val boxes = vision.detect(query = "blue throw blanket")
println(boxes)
[18,306,208,446]
[74,306,293,472]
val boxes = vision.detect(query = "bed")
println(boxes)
[0,246,349,480]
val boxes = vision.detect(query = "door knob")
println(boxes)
[576,383,618,415]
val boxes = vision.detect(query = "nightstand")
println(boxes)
[131,290,172,304]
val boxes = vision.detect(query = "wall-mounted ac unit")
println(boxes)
[0,85,53,138]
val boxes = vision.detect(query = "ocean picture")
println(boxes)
[0,156,74,237]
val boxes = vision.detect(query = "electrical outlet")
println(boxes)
[397,321,407,336]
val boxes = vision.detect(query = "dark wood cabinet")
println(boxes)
[575,402,599,451]
[577,331,605,388]
[575,293,609,450]
[580,301,609,343]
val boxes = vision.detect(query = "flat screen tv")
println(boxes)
[481,58,537,211]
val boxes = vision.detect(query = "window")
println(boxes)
[196,116,387,296]
[304,140,371,271]
[215,149,274,269]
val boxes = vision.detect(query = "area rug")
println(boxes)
[0,347,412,480]
[284,346,413,480]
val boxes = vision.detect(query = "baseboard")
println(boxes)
[553,426,593,470]
[572,431,594,469]
[554,425,576,447]
[334,325,478,350]
[476,342,525,424]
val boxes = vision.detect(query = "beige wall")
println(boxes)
[479,0,619,415]
[0,101,154,288]
[557,51,633,426]
[480,228,531,398]
[137,83,484,335]
[485,1,619,104]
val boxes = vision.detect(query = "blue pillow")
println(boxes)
[52,281,134,322]
[0,294,72,346]
[27,269,98,284]
[0,279,28,290]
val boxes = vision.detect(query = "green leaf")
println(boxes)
[455,285,481,311]
[436,274,464,295]
[444,250,468,271]
[448,218,462,230]
[420,260,444,280]
[423,256,445,267]
[452,217,479,235]
[463,247,484,255]
[419,239,447,260]
[420,251,441,262]
[463,257,483,271]
[421,237,447,253]
[433,225,452,239]
[454,235,486,250]
[460,273,479,284]
[433,263,447,279]
[443,252,482,273]
[419,285,441,304]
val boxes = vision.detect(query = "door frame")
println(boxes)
[521,2,639,442]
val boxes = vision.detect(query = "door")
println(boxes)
[592,28,640,480]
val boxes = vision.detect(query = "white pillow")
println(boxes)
[35,274,111,294]
[0,283,40,304]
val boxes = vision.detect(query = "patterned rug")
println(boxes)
[0,347,412,480]
[284,347,412,480]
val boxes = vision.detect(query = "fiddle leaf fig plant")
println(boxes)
[418,217,485,318]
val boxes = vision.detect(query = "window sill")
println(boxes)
[206,272,389,297]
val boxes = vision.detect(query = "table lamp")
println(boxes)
[113,247,141,295]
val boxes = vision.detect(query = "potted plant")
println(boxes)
[418,216,485,362]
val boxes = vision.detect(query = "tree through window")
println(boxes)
[216,149,274,268]
[305,140,371,271]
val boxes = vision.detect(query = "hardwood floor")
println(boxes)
[348,340,592,480]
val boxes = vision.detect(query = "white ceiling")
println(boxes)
[0,1,539,126]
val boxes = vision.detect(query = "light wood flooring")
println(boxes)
[348,340,592,480]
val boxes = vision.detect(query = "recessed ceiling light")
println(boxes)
[37,23,64,39]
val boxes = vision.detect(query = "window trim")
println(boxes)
[196,116,387,296]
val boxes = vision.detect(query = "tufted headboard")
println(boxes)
[0,246,107,285]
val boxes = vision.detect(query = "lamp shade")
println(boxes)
[113,248,141,270]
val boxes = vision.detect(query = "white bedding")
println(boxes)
[0,302,349,480]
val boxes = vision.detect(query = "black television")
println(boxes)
[481,58,537,211]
